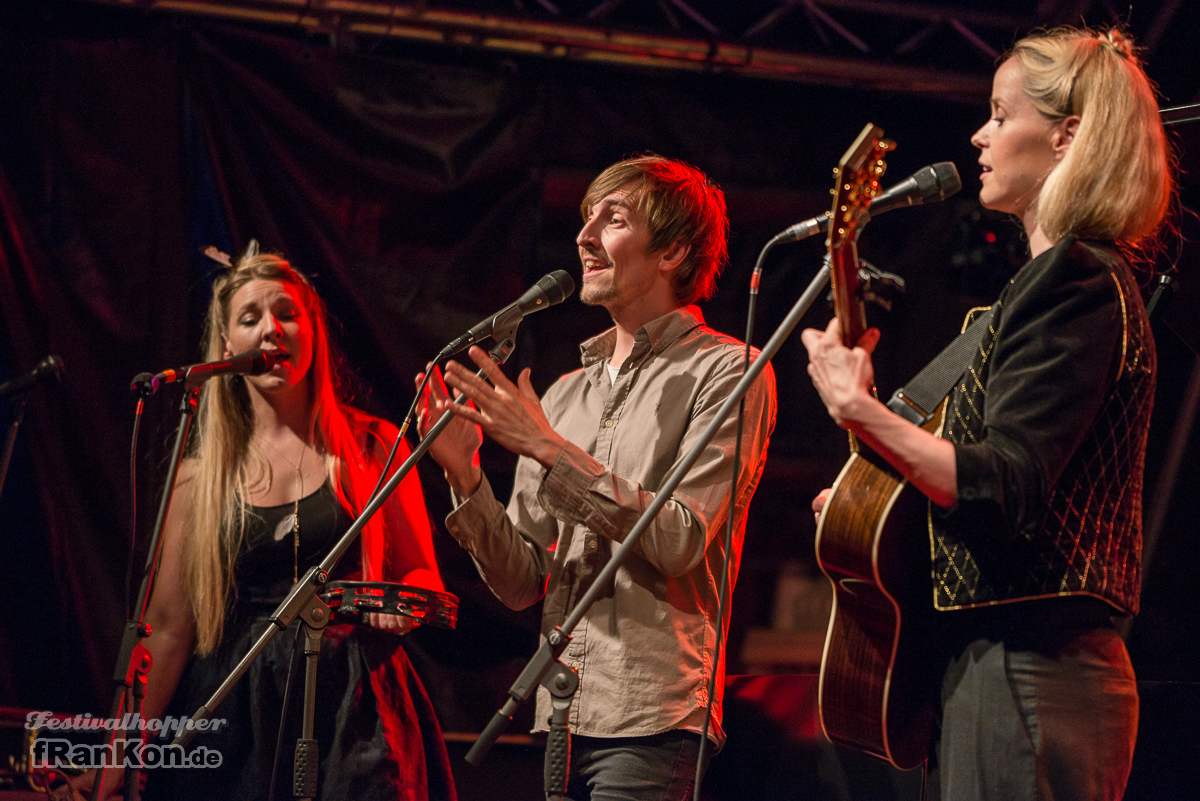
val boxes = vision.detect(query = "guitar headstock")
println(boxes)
[827,123,895,346]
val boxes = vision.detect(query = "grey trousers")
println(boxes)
[566,731,709,801]
[925,601,1138,801]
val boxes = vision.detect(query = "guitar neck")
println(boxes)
[829,241,868,348]
[825,123,891,349]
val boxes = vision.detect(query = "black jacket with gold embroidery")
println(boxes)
[932,237,1153,615]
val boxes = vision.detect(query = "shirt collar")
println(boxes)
[578,305,705,366]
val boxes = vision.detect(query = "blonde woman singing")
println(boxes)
[93,243,457,800]
[803,26,1172,801]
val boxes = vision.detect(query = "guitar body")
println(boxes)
[815,418,940,770]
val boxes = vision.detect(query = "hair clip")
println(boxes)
[202,246,233,268]
[1101,28,1133,58]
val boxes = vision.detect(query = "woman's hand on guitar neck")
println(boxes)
[801,317,959,509]
[800,317,881,430]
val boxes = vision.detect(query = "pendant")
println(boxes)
[273,514,296,542]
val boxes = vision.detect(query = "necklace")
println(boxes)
[259,436,308,585]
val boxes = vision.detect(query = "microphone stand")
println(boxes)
[91,384,201,801]
[171,336,518,798]
[466,258,835,799]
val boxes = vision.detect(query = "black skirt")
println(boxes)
[146,484,456,800]
[147,613,456,801]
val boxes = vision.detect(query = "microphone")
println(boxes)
[439,270,576,357]
[131,348,286,396]
[772,161,962,244]
[0,355,65,398]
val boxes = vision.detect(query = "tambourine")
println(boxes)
[320,581,458,629]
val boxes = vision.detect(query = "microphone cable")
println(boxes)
[364,364,438,508]
[692,231,783,799]
[126,396,146,620]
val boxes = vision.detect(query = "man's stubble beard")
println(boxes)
[579,275,615,307]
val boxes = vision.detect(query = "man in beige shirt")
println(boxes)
[419,155,776,800]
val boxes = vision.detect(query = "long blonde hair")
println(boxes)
[1011,27,1173,245]
[185,243,389,655]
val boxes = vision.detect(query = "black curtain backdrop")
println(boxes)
[1,1,1197,745]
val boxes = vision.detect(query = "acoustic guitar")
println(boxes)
[814,123,937,770]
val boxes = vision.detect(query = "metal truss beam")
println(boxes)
[77,0,996,100]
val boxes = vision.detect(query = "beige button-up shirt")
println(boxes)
[446,305,777,747]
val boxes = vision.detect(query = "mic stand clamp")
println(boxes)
[466,626,566,766]
[464,626,577,799]
[172,565,330,749]
[440,304,525,359]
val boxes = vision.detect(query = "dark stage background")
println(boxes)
[1,1,1198,797]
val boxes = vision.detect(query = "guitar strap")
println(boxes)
[885,305,996,426]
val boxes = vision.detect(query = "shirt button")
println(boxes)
[450,525,459,534]
[604,419,613,428]
[570,662,581,670]
[586,539,597,552]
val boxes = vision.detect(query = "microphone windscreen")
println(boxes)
[931,161,961,199]
[541,270,575,305]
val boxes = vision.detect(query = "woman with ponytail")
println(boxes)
[803,27,1173,800]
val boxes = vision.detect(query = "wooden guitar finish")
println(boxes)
[814,125,936,770]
